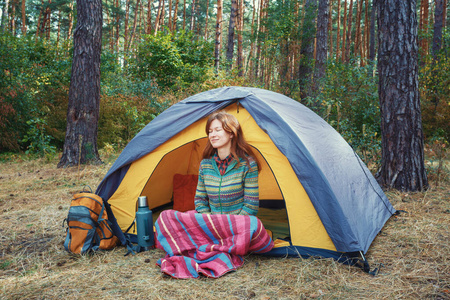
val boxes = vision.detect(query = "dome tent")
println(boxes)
[96,86,395,268]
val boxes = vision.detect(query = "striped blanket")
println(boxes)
[155,210,274,279]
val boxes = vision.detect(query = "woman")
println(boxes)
[194,111,260,216]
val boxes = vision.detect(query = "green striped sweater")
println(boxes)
[194,156,259,216]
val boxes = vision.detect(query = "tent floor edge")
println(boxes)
[259,246,381,276]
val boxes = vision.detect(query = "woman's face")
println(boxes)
[208,119,233,151]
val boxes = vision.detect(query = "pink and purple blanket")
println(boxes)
[155,210,274,279]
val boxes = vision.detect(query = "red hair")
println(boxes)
[202,111,260,171]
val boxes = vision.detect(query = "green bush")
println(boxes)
[419,52,450,144]
[99,51,170,147]
[129,30,214,89]
[0,33,71,153]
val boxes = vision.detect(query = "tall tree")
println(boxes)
[21,0,26,35]
[168,0,173,30]
[146,0,153,33]
[336,0,341,60]
[115,0,120,51]
[154,0,164,35]
[173,0,179,30]
[36,0,44,38]
[190,0,196,30]
[236,0,244,76]
[298,0,318,99]
[376,0,428,191]
[419,0,429,59]
[354,0,363,57]
[328,0,333,55]
[11,0,17,34]
[58,0,102,167]
[67,1,74,42]
[432,0,444,59]
[204,0,210,39]
[226,0,238,71]
[214,0,223,72]
[314,0,329,86]
[369,0,376,63]
[341,0,347,61]
[363,0,369,61]
[344,0,353,61]
[127,0,141,52]
[124,0,131,51]
[246,0,257,78]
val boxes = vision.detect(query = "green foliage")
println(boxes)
[22,118,57,157]
[0,33,71,152]
[311,59,381,166]
[129,30,214,89]
[99,50,170,147]
[419,52,450,144]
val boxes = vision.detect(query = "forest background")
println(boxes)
[0,0,449,174]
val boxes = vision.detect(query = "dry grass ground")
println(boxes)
[0,151,449,299]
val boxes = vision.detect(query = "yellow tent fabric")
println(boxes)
[108,104,336,251]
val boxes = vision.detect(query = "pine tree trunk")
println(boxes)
[314,0,329,86]
[67,1,74,42]
[344,0,353,62]
[146,0,153,33]
[36,0,44,38]
[190,0,196,30]
[128,0,141,52]
[376,0,428,191]
[246,0,256,78]
[341,0,347,61]
[12,0,16,35]
[56,9,61,47]
[354,0,364,59]
[298,0,318,100]
[104,0,113,50]
[432,0,444,59]
[115,0,120,52]
[226,0,238,71]
[354,0,363,58]
[154,0,163,35]
[183,0,186,29]
[328,0,333,55]
[21,0,26,35]
[290,0,300,81]
[254,0,265,80]
[173,0,178,30]
[204,0,209,39]
[45,0,52,40]
[369,0,376,62]
[168,0,173,31]
[236,0,244,76]
[363,0,369,61]
[214,0,223,72]
[419,0,429,58]
[336,0,341,60]
[124,0,130,51]
[58,0,102,168]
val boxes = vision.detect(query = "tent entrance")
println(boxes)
[139,138,290,242]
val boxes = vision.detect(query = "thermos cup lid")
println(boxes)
[138,196,148,207]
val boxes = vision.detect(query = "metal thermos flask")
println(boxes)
[136,196,154,249]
